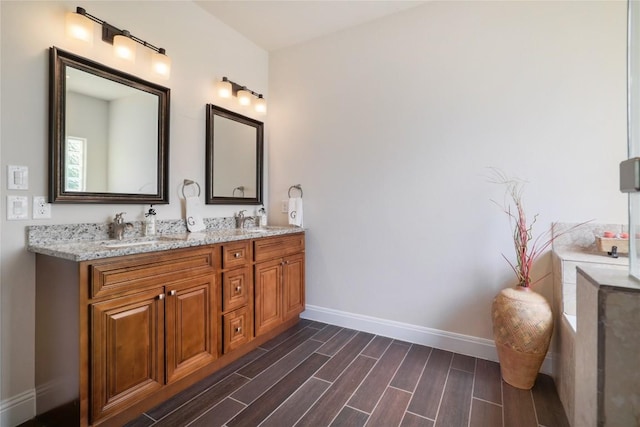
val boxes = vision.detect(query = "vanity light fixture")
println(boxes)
[64,6,171,78]
[215,77,233,98]
[215,76,267,114]
[65,9,93,45]
[237,88,252,106]
[254,95,267,113]
[113,30,136,62]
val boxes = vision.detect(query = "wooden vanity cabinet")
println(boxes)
[34,232,304,427]
[254,234,305,337]
[91,274,216,421]
[88,248,218,423]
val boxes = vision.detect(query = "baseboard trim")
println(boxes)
[0,388,35,427]
[301,304,553,374]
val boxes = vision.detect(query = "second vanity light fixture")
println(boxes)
[215,77,267,114]
[65,7,171,79]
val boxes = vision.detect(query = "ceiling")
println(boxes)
[194,1,427,52]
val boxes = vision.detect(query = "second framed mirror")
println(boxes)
[205,104,263,205]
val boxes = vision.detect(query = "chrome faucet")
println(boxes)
[112,212,134,240]
[235,210,246,229]
[234,210,255,229]
[242,216,255,229]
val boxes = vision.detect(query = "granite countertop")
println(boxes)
[27,226,304,262]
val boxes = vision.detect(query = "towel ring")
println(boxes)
[181,179,201,198]
[288,184,303,198]
[232,186,245,197]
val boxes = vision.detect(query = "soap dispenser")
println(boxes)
[258,206,267,227]
[144,205,156,236]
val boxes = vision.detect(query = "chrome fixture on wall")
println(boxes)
[65,6,171,78]
[215,77,267,114]
[232,186,245,197]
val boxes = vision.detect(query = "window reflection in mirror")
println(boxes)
[64,136,86,191]
[206,104,263,205]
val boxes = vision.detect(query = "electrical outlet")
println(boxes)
[7,195,28,220]
[281,200,289,213]
[33,196,52,219]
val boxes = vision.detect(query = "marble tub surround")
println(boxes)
[575,267,640,427]
[26,218,301,262]
[551,222,629,426]
[552,222,628,255]
[552,222,628,317]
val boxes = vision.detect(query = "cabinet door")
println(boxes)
[283,253,305,322]
[254,258,283,336]
[91,288,165,422]
[165,275,217,384]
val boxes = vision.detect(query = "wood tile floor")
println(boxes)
[24,319,570,427]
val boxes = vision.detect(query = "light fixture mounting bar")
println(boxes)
[222,76,263,98]
[74,6,165,54]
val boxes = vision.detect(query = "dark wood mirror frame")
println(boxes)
[49,47,170,203]
[205,104,264,205]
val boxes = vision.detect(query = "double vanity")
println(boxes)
[38,39,280,426]
[28,224,305,427]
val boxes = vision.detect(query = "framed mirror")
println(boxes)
[205,104,263,205]
[49,47,170,203]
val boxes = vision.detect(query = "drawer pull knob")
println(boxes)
[169,290,177,296]
[235,286,242,292]
[158,293,165,300]
[235,327,242,332]
[234,253,241,258]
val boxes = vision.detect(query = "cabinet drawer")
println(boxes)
[222,267,251,312]
[222,306,251,353]
[254,233,304,262]
[90,247,218,299]
[222,241,251,269]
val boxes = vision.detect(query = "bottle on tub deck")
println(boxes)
[258,206,267,227]
[144,205,157,236]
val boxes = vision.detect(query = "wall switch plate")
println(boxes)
[281,200,289,213]
[7,195,28,220]
[33,196,52,219]
[7,165,28,190]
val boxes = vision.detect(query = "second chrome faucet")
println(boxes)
[234,210,256,229]
[112,212,134,240]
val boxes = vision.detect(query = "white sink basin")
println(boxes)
[243,228,271,233]
[102,240,159,248]
[101,237,180,248]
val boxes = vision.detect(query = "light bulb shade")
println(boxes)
[254,96,267,113]
[216,80,232,98]
[65,11,94,45]
[113,34,136,61]
[237,89,252,106]
[151,51,171,78]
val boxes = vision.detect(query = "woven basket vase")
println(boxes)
[491,286,553,389]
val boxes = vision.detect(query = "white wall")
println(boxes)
[269,1,626,347]
[0,1,267,424]
[108,93,158,193]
